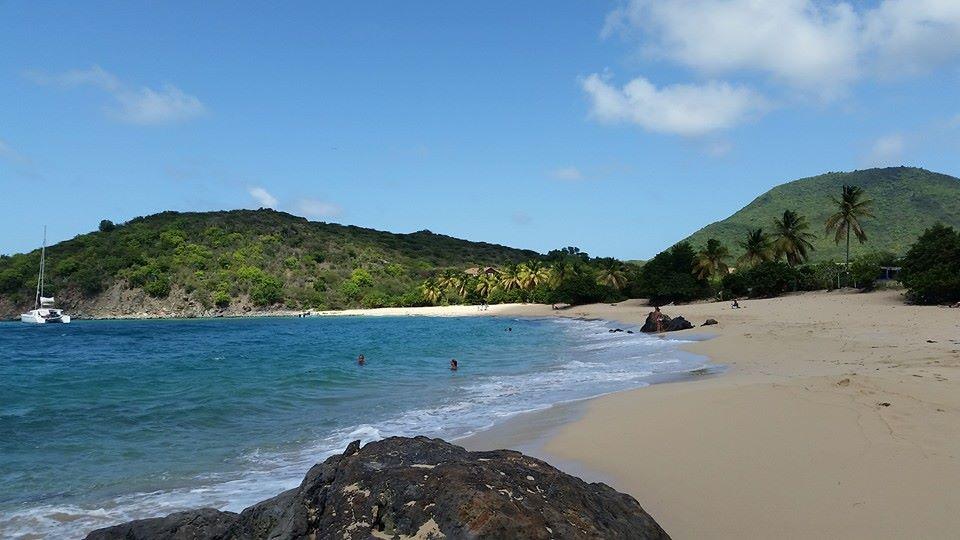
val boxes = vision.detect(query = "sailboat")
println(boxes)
[20,227,71,324]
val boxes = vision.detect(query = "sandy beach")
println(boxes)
[456,290,960,539]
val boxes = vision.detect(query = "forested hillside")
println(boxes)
[681,167,960,261]
[0,209,540,317]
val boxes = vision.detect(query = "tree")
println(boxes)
[419,279,443,305]
[638,242,710,305]
[772,210,816,266]
[474,273,498,299]
[694,239,730,280]
[825,184,874,269]
[737,228,773,268]
[900,223,960,304]
[499,264,522,291]
[595,259,628,290]
[99,219,116,232]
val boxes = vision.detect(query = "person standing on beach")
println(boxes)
[653,306,664,333]
[357,354,366,366]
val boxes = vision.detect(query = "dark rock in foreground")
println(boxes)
[702,319,718,326]
[640,312,694,333]
[86,436,669,540]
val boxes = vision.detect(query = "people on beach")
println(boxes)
[357,354,365,366]
[450,359,458,371]
[732,299,741,309]
[653,306,664,333]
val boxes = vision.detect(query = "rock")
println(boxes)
[701,319,718,326]
[85,509,238,540]
[640,312,694,333]
[85,436,669,540]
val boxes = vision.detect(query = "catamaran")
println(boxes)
[20,227,71,324]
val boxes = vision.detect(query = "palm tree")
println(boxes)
[516,263,535,290]
[475,273,497,299]
[737,228,773,268]
[772,210,817,266]
[596,263,628,290]
[499,265,522,291]
[522,261,552,289]
[419,279,443,305]
[694,238,730,280]
[548,261,570,287]
[825,184,874,268]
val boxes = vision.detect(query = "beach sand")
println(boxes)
[453,290,959,539]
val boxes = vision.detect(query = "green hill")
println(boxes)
[0,209,539,317]
[680,167,960,262]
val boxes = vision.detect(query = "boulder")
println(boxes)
[640,312,694,333]
[85,436,669,540]
[702,319,718,326]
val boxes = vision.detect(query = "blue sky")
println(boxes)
[2,1,959,259]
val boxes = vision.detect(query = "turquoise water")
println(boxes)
[0,315,709,537]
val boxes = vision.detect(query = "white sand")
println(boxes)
[462,291,960,539]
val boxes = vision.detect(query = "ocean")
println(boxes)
[0,315,711,537]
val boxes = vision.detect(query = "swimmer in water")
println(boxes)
[450,359,458,371]
[357,354,366,366]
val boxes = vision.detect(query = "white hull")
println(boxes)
[20,309,71,324]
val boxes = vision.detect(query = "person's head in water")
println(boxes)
[357,354,365,365]
[450,359,458,371]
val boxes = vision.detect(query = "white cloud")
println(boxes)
[27,65,206,125]
[111,84,205,125]
[248,187,278,208]
[865,134,905,167]
[550,166,585,181]
[582,73,767,136]
[295,198,342,219]
[603,0,960,97]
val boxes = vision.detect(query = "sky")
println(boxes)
[2,1,959,259]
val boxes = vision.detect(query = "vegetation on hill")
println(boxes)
[0,209,542,313]
[682,167,960,261]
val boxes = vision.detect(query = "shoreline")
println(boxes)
[1,302,534,322]
[462,290,960,539]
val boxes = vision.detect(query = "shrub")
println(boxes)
[361,291,390,309]
[900,224,960,304]
[250,274,284,305]
[350,268,374,288]
[796,261,841,291]
[720,272,749,298]
[143,274,171,298]
[98,219,116,232]
[212,289,231,308]
[338,280,362,301]
[549,271,606,305]
[638,242,711,305]
[850,251,897,290]
[742,261,797,298]
[0,268,24,294]
[487,287,527,304]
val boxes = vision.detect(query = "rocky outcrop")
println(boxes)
[702,319,718,326]
[85,436,669,540]
[640,312,694,333]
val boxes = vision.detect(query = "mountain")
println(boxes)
[0,209,540,319]
[680,167,960,262]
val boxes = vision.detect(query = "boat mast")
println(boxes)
[35,226,46,309]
